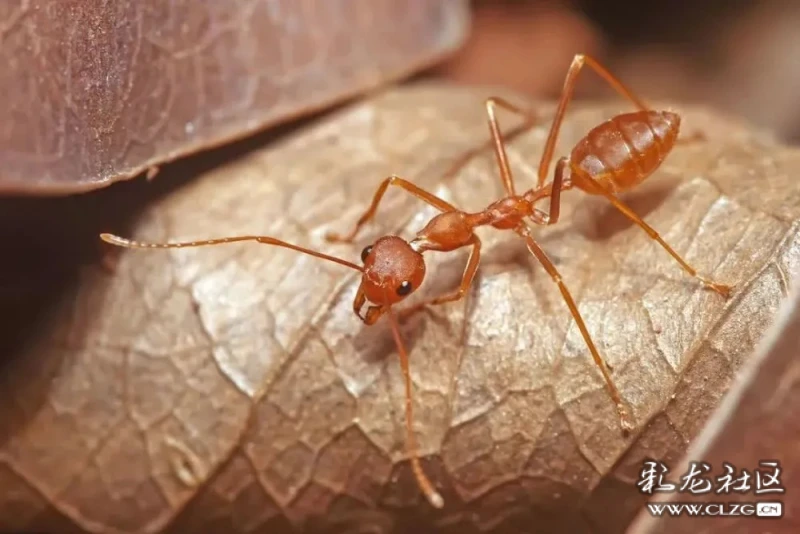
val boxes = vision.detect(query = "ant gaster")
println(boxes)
[100,54,733,509]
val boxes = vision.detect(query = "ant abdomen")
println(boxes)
[570,110,680,193]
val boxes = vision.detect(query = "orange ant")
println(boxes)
[100,54,733,509]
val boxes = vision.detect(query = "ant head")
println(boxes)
[359,235,425,306]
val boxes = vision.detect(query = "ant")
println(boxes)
[100,54,733,510]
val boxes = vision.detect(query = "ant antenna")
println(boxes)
[385,298,444,508]
[99,233,364,272]
[102,231,444,505]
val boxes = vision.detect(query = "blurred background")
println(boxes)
[436,0,800,142]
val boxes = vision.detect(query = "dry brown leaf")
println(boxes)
[627,275,800,533]
[0,0,468,195]
[0,84,798,534]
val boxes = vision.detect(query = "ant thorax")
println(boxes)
[412,211,475,253]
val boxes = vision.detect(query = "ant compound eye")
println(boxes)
[361,245,373,263]
[396,280,413,296]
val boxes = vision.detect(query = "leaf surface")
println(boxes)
[629,272,800,533]
[0,0,468,194]
[0,85,797,533]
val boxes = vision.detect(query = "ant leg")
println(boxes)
[100,233,363,272]
[485,97,539,197]
[573,174,732,297]
[385,304,445,508]
[527,158,571,226]
[440,118,537,186]
[537,54,649,189]
[400,235,481,320]
[677,130,707,145]
[326,175,456,244]
[516,227,633,431]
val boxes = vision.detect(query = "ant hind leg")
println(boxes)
[571,173,732,297]
[536,54,650,190]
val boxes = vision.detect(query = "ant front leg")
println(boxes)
[384,305,445,508]
[537,54,650,189]
[399,235,482,320]
[326,175,456,244]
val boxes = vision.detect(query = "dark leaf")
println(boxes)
[0,0,468,195]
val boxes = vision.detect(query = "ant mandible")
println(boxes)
[100,54,733,510]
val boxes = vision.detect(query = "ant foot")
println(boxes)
[427,490,445,509]
[678,130,707,145]
[706,281,733,299]
[617,403,635,434]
